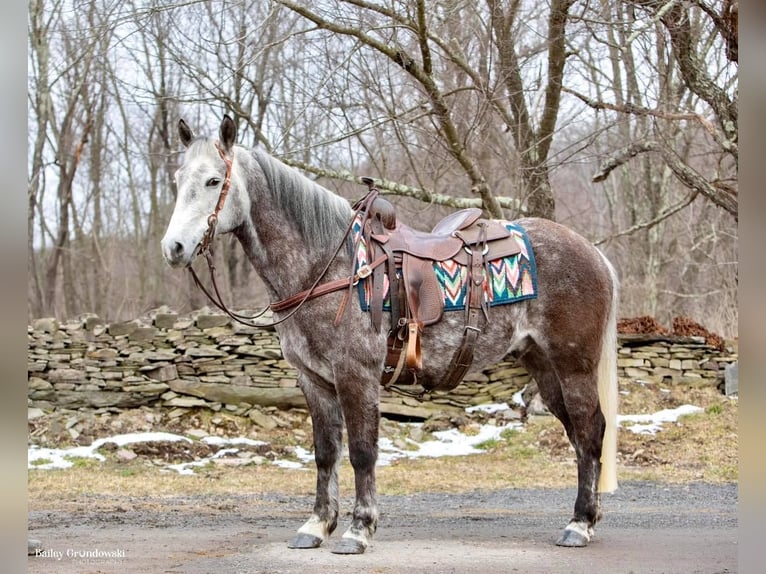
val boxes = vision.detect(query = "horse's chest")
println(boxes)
[278,329,325,374]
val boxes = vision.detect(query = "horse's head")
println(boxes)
[161,115,248,267]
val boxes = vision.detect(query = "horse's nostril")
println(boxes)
[172,242,184,257]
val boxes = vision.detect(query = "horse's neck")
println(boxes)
[234,156,351,300]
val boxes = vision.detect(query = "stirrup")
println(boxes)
[405,322,422,370]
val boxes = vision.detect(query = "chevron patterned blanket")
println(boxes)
[354,219,538,312]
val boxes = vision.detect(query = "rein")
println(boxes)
[188,150,385,328]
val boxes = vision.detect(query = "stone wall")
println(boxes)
[28,309,738,420]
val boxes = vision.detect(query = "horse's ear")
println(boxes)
[178,119,194,148]
[219,114,237,153]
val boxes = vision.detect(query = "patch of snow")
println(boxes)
[293,446,315,464]
[271,446,314,471]
[93,431,192,448]
[375,422,524,466]
[28,404,706,472]
[28,432,192,470]
[201,436,268,447]
[512,386,527,407]
[272,460,306,470]
[466,403,511,414]
[165,460,209,475]
[617,404,703,435]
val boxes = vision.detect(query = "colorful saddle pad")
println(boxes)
[353,218,538,312]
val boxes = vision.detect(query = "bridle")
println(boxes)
[187,142,386,328]
[196,141,233,256]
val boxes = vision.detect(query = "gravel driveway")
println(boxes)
[28,481,737,573]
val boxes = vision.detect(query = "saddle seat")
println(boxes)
[371,208,517,263]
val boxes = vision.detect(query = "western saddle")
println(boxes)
[352,179,522,392]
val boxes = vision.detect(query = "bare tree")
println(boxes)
[571,0,737,219]
[553,0,737,333]
[272,0,582,219]
[26,0,737,337]
[27,0,53,317]
[28,0,107,317]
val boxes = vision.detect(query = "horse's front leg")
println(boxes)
[288,373,343,549]
[332,366,380,554]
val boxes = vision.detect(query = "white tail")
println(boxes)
[597,254,619,493]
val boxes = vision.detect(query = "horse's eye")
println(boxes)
[206,177,221,188]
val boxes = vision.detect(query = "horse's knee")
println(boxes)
[348,442,377,471]
[313,438,340,468]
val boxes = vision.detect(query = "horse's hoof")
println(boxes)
[556,522,591,547]
[287,533,323,549]
[331,537,367,554]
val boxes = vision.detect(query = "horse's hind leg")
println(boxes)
[532,368,605,547]
[558,372,606,547]
[288,374,342,549]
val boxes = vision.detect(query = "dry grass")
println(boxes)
[614,382,738,483]
[28,382,737,511]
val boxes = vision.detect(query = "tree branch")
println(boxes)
[592,140,660,183]
[625,0,737,156]
[536,0,575,162]
[564,86,736,157]
[279,157,523,212]
[658,144,737,218]
[592,139,737,219]
[594,189,698,246]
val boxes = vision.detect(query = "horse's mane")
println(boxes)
[251,146,353,250]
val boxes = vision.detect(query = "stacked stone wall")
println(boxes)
[28,310,737,420]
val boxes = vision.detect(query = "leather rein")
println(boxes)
[187,142,386,328]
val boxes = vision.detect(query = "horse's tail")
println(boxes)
[597,252,619,493]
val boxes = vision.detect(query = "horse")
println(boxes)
[161,115,619,554]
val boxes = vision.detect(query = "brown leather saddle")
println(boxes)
[355,183,522,392]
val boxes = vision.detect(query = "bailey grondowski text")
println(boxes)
[34,547,126,561]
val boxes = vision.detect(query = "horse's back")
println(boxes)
[514,216,613,297]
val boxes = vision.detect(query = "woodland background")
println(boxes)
[27,0,738,337]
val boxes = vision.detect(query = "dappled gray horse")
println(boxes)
[161,115,619,554]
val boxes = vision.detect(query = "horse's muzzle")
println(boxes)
[161,237,195,268]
